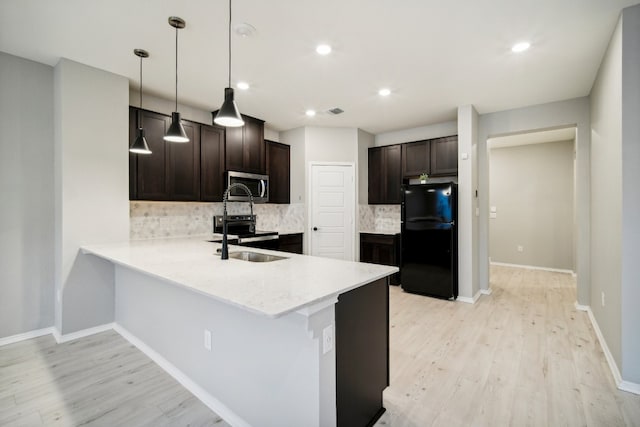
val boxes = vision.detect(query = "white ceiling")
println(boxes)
[1,0,637,134]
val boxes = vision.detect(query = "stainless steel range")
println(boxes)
[213,215,279,250]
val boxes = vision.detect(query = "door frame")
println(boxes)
[307,162,357,261]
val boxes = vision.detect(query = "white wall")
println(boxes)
[357,129,375,205]
[304,127,358,163]
[589,4,640,386]
[55,59,130,334]
[0,52,55,338]
[457,106,478,300]
[490,140,575,270]
[281,127,306,204]
[620,3,640,385]
[375,120,458,146]
[590,17,623,372]
[478,97,591,305]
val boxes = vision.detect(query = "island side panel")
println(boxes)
[335,277,389,427]
[114,265,336,427]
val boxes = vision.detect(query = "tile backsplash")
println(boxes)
[130,201,304,240]
[130,201,398,240]
[359,204,401,234]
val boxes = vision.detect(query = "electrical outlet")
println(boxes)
[601,292,605,307]
[517,245,524,252]
[322,325,334,355]
[204,329,212,351]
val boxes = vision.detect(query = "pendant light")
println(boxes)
[214,0,244,127]
[129,49,152,154]
[164,16,189,143]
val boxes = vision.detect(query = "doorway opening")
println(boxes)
[487,126,577,285]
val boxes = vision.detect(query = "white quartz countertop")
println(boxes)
[359,229,401,235]
[81,237,397,319]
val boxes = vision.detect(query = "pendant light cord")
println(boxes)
[175,25,179,111]
[139,55,143,109]
[228,0,232,88]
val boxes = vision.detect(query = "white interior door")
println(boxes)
[310,164,355,261]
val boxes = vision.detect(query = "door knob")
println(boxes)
[313,227,318,231]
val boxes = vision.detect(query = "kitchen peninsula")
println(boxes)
[81,237,397,427]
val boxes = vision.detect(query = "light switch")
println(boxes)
[461,152,469,160]
[322,325,334,354]
[490,206,497,213]
[490,212,497,219]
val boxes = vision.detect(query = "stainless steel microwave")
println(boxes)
[226,171,269,203]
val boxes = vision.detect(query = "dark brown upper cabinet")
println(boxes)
[221,114,265,174]
[368,144,402,204]
[200,124,226,202]
[401,140,430,178]
[430,135,458,176]
[266,140,290,204]
[129,107,200,201]
[131,108,170,200]
[129,108,138,199]
[401,135,458,178]
[167,120,200,201]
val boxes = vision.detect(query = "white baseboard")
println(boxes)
[113,324,250,427]
[0,327,55,347]
[490,261,574,275]
[574,301,589,312]
[581,305,640,396]
[53,323,115,344]
[619,380,640,395]
[457,290,481,304]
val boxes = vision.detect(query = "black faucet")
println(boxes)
[220,183,255,260]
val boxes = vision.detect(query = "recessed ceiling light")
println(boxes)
[378,88,391,97]
[306,109,316,117]
[511,42,531,53]
[237,81,250,90]
[316,44,332,55]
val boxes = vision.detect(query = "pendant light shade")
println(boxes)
[130,49,152,155]
[165,112,189,142]
[165,16,189,143]
[215,88,244,127]
[130,127,151,154]
[214,0,244,128]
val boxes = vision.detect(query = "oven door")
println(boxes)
[237,234,279,250]
[227,171,269,203]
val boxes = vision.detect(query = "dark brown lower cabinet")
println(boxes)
[360,233,401,285]
[278,233,303,254]
[336,278,389,427]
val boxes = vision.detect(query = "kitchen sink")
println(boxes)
[228,251,288,263]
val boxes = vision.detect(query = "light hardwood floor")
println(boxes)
[2,266,639,426]
[376,265,640,427]
[0,330,229,427]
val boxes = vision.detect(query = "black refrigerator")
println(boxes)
[400,182,458,299]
